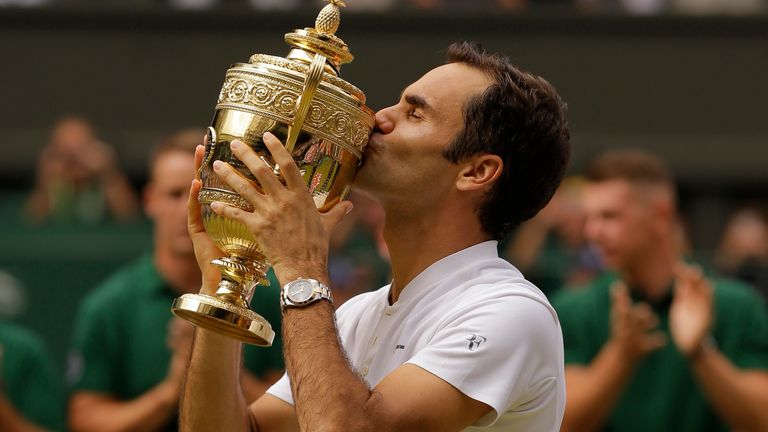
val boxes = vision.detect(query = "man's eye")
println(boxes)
[407,109,422,120]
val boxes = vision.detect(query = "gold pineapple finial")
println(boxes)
[315,0,346,35]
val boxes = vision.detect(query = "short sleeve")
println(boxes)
[2,328,65,431]
[265,371,294,405]
[405,293,563,427]
[68,300,122,393]
[732,294,768,370]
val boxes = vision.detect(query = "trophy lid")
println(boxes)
[283,0,354,72]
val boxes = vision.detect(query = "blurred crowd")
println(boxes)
[0,114,766,431]
[0,0,765,15]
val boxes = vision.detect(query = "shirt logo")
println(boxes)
[395,344,405,350]
[467,335,487,351]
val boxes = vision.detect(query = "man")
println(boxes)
[68,130,284,432]
[553,150,768,432]
[25,115,139,224]
[182,42,571,431]
[0,321,64,431]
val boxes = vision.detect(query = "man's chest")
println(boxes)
[340,303,449,386]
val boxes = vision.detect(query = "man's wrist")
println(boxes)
[272,262,329,287]
[605,339,641,369]
[281,278,333,311]
[686,335,716,363]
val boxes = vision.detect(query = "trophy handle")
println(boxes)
[200,127,218,176]
[285,53,327,154]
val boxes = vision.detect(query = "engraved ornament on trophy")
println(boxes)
[171,0,375,346]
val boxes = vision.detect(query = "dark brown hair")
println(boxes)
[443,41,571,240]
[585,149,673,187]
[149,128,204,171]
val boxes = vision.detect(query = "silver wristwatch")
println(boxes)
[281,278,333,310]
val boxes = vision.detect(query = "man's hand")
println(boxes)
[189,144,225,294]
[670,263,714,358]
[609,282,666,363]
[208,133,352,283]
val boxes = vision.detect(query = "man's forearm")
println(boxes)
[180,329,255,432]
[69,387,177,432]
[283,301,378,431]
[690,344,768,432]
[0,395,48,432]
[562,341,636,432]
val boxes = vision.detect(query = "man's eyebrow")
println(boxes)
[404,93,433,112]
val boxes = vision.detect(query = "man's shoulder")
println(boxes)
[0,321,46,356]
[711,275,767,312]
[337,285,389,315]
[78,254,159,313]
[551,273,613,312]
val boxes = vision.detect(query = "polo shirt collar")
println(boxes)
[628,282,674,311]
[135,252,175,299]
[393,240,499,305]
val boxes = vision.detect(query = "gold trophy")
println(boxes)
[171,0,375,346]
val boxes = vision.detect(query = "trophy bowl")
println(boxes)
[172,0,375,346]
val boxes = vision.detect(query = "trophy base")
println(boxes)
[171,293,275,346]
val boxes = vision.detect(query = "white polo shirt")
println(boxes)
[267,241,565,431]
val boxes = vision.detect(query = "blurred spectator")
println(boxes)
[554,150,768,432]
[167,0,217,10]
[328,190,390,305]
[0,0,47,7]
[503,176,602,297]
[576,0,667,14]
[0,322,65,431]
[67,130,283,432]
[25,116,139,225]
[312,0,397,12]
[673,0,765,14]
[715,206,768,300]
[248,0,302,11]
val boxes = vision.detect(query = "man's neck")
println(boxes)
[154,247,202,295]
[620,241,679,301]
[383,204,489,304]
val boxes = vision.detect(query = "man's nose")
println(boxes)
[373,107,394,134]
[584,217,601,242]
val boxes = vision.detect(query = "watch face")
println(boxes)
[287,280,314,303]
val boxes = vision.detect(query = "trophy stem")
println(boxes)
[171,255,275,346]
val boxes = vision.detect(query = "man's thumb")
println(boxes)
[324,200,354,228]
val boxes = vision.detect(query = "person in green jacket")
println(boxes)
[0,321,65,431]
[554,150,768,432]
[67,130,283,432]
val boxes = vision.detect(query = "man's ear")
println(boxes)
[456,154,503,192]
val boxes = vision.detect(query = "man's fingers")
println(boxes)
[633,303,659,330]
[210,201,258,227]
[322,200,354,232]
[188,179,206,235]
[195,144,205,180]
[674,262,704,284]
[213,160,265,209]
[642,331,667,352]
[611,281,630,313]
[263,132,305,190]
[230,140,283,195]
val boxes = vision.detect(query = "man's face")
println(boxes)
[355,63,493,208]
[145,151,196,257]
[49,119,97,183]
[582,180,657,270]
